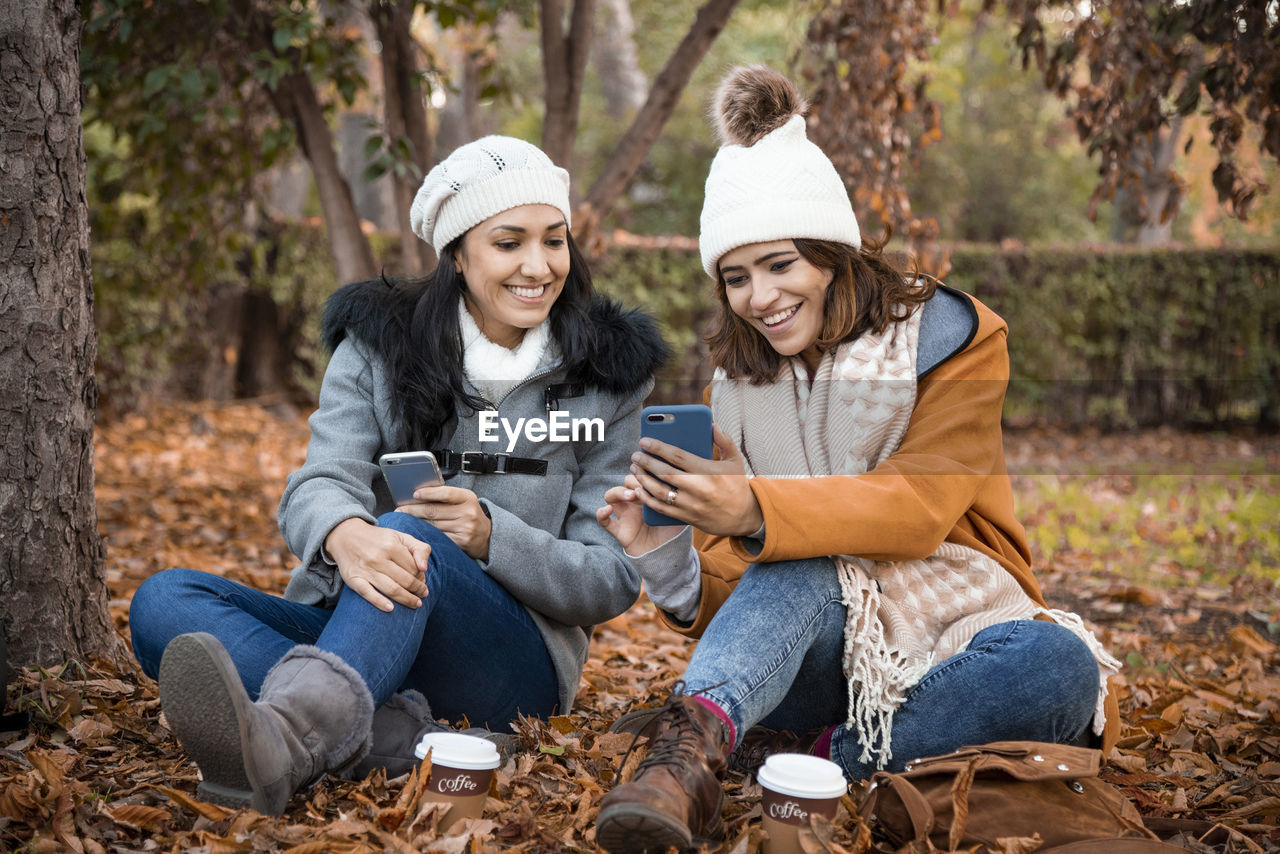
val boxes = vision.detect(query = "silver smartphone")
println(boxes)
[378,451,444,504]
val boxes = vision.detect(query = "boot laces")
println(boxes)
[617,681,727,777]
[634,697,705,774]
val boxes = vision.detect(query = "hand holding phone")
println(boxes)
[379,451,444,505]
[639,404,713,526]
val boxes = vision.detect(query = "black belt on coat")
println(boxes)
[432,449,548,478]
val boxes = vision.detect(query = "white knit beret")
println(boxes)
[410,135,572,255]
[699,114,861,278]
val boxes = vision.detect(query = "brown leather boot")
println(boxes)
[595,694,732,853]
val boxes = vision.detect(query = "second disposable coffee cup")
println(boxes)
[414,732,501,829]
[757,753,848,854]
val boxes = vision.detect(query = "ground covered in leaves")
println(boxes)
[2,401,1278,853]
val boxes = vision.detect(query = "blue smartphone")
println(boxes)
[639,404,713,526]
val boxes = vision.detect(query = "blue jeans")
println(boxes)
[681,557,1099,779]
[129,512,558,729]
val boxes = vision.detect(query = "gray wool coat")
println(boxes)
[278,283,668,714]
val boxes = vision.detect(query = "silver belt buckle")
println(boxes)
[459,451,486,474]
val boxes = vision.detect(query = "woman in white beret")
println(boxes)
[129,135,667,816]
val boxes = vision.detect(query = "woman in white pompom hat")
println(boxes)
[594,66,1120,852]
[130,135,668,816]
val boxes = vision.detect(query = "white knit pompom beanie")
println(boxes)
[699,66,861,278]
[410,135,572,255]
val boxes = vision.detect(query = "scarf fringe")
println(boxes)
[838,561,934,768]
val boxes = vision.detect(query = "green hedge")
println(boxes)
[95,231,1277,430]
[593,245,1280,430]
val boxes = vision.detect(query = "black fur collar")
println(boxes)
[323,277,669,396]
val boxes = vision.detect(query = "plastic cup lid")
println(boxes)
[756,753,847,799]
[413,731,501,769]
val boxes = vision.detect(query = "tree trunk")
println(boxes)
[373,0,435,275]
[1111,119,1186,246]
[225,0,378,285]
[593,0,647,119]
[436,36,487,158]
[0,0,124,668]
[234,290,294,398]
[576,0,743,248]
[540,0,597,172]
[1136,116,1185,247]
[270,72,379,284]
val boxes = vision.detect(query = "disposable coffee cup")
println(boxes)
[757,753,848,854]
[414,732,501,829]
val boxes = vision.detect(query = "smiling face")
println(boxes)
[455,204,570,349]
[718,239,834,369]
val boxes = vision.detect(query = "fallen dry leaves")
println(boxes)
[1,402,1277,852]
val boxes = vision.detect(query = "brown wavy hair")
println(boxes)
[706,231,936,382]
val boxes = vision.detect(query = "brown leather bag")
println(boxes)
[857,741,1184,853]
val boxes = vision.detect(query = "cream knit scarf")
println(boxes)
[711,306,1119,768]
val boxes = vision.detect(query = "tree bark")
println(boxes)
[0,0,124,667]
[373,0,435,274]
[575,0,743,248]
[540,0,597,172]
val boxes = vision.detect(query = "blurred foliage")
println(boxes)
[81,0,365,233]
[92,208,351,414]
[81,0,365,410]
[592,247,719,401]
[905,6,1112,243]
[81,0,1279,417]
[592,243,1280,430]
[946,245,1280,430]
[801,0,941,245]
[496,0,809,237]
[998,0,1280,222]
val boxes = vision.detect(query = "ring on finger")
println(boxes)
[665,487,678,506]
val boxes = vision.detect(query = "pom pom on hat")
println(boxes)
[711,64,809,147]
[410,135,571,255]
[699,66,861,278]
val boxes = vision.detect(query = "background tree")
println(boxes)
[905,2,1110,244]
[541,0,597,171]
[84,0,373,283]
[370,0,437,275]
[0,0,122,668]
[799,0,1279,254]
[1002,0,1279,229]
[802,0,942,253]
[573,0,744,246]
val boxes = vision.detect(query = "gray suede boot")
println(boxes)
[350,689,450,779]
[159,633,373,816]
[350,689,520,780]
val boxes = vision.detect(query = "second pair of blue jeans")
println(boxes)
[681,556,1100,779]
[129,512,558,728]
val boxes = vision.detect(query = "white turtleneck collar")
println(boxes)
[458,297,557,405]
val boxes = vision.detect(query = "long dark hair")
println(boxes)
[706,231,936,382]
[380,231,597,449]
